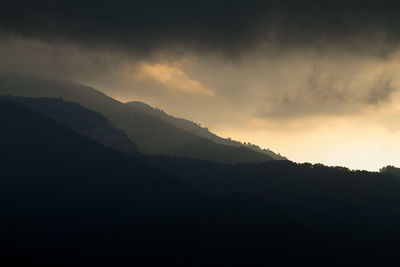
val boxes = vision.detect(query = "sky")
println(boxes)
[1,0,400,170]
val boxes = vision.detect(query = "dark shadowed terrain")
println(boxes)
[0,100,330,266]
[2,99,400,266]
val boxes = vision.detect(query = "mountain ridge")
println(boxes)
[2,98,400,265]
[0,100,326,266]
[126,100,286,160]
[0,73,275,163]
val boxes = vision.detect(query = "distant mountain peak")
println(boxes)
[0,73,279,163]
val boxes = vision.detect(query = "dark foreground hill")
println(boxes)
[2,100,400,265]
[145,156,400,266]
[0,100,329,266]
[0,73,273,163]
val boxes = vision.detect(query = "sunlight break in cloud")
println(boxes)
[133,63,214,97]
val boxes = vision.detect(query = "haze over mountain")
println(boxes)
[126,101,286,160]
[0,73,276,163]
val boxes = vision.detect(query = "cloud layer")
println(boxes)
[133,63,214,96]
[2,1,400,57]
[1,37,400,122]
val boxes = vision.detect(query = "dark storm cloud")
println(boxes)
[1,0,400,123]
[1,0,400,56]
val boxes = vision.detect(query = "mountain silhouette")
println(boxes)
[3,99,400,265]
[0,73,274,163]
[3,75,400,265]
[144,156,400,266]
[0,100,330,266]
[126,101,286,160]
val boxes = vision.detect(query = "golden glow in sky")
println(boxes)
[132,63,214,96]
[106,52,400,171]
[1,38,399,171]
[212,113,400,171]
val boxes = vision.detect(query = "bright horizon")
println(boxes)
[111,88,400,172]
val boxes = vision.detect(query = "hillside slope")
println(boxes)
[127,101,286,160]
[0,95,139,154]
[4,99,400,265]
[0,100,324,266]
[145,155,400,265]
[0,73,274,163]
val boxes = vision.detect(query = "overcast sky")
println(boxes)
[1,0,400,170]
